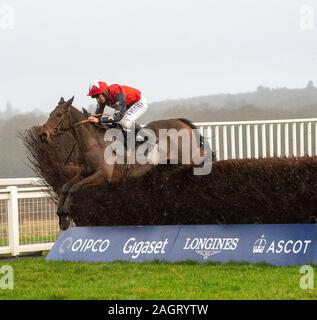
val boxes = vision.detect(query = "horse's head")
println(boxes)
[39,96,74,143]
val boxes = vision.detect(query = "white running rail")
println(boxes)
[194,118,317,161]
[0,180,59,256]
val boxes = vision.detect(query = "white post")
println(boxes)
[254,125,259,159]
[6,186,20,256]
[206,126,212,153]
[292,123,297,156]
[269,123,274,157]
[215,126,220,160]
[262,124,266,158]
[238,125,243,159]
[231,125,235,159]
[246,124,251,158]
[277,123,281,157]
[300,122,304,157]
[308,122,312,156]
[223,126,228,160]
[285,123,289,157]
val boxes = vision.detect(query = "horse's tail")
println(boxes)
[178,118,205,148]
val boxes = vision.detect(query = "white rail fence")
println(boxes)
[0,178,59,256]
[195,118,317,161]
[1,118,317,256]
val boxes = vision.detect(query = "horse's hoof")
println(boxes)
[59,215,71,231]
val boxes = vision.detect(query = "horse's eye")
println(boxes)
[56,113,62,117]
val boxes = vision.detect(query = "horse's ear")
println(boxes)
[58,97,65,105]
[65,96,74,106]
[82,107,89,117]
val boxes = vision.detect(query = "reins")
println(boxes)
[60,111,111,165]
[54,109,130,182]
[74,113,111,127]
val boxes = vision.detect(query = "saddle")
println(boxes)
[98,122,159,165]
[98,122,143,150]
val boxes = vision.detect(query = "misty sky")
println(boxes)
[1,0,317,112]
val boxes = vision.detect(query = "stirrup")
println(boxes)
[136,134,145,142]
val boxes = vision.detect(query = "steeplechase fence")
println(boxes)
[1,118,317,256]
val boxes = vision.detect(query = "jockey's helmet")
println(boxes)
[87,80,108,96]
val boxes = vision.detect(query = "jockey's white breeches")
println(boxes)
[119,95,148,131]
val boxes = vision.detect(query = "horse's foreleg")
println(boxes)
[60,170,106,216]
[57,173,82,215]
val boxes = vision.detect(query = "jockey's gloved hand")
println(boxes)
[99,116,114,124]
[112,111,124,122]
[99,108,124,124]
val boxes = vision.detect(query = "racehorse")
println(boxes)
[38,96,210,230]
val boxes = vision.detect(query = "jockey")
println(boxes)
[87,80,152,143]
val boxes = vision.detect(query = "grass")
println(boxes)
[0,235,58,247]
[0,219,59,246]
[0,256,316,300]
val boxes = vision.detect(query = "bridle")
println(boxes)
[50,104,76,137]
[48,104,80,165]
[46,105,126,170]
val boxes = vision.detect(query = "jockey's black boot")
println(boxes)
[134,123,144,148]
[135,125,158,149]
[134,123,143,137]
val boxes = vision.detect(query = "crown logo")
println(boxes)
[253,235,266,253]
